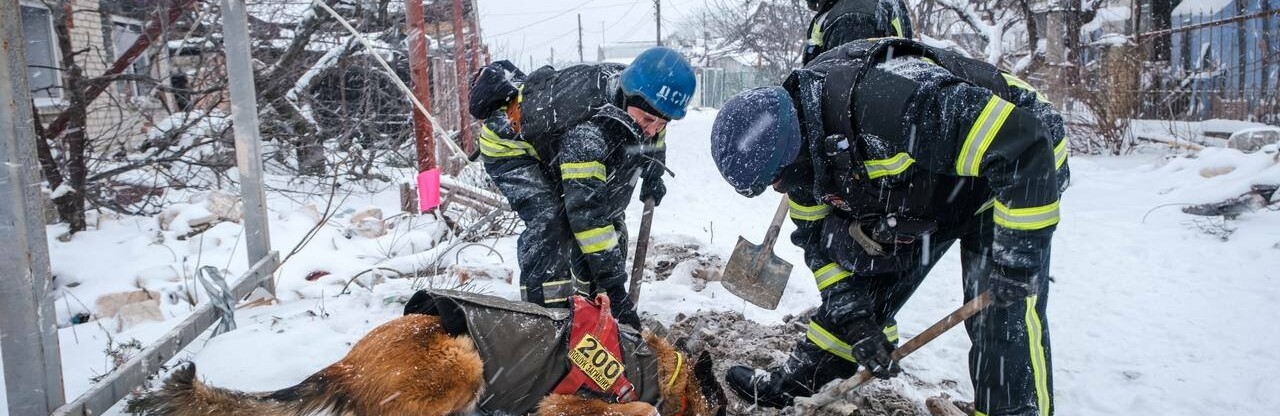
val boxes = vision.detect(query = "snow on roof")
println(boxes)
[1082,6,1131,33]
[1173,0,1236,16]
[247,0,316,25]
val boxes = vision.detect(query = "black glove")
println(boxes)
[640,176,666,206]
[848,320,900,379]
[604,286,642,329]
[990,265,1036,307]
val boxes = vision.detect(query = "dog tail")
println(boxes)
[131,362,350,416]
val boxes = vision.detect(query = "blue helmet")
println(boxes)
[620,47,696,120]
[710,87,803,197]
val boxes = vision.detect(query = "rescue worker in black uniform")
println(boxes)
[804,0,914,64]
[710,38,1070,416]
[467,48,696,328]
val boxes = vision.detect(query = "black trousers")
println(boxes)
[808,213,1054,416]
[484,157,627,308]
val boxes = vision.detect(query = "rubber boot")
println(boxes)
[724,341,856,408]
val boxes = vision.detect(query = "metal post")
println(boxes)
[577,14,584,62]
[655,0,662,46]
[451,0,473,154]
[406,0,436,173]
[1,0,67,412]
[221,0,276,294]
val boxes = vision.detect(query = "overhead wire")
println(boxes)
[485,0,599,38]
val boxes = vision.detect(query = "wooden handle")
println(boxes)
[628,199,656,305]
[759,196,790,251]
[800,291,995,410]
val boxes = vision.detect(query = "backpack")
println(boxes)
[517,63,626,144]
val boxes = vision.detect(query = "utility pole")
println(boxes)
[451,0,472,154]
[550,47,555,65]
[405,0,435,177]
[654,0,662,46]
[577,14,585,63]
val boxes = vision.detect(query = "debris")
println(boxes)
[95,290,161,319]
[1182,184,1279,219]
[665,311,925,415]
[925,394,968,416]
[115,301,164,332]
[448,264,513,284]
[640,242,724,291]
[348,206,388,238]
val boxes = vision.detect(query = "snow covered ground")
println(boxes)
[3,110,1279,415]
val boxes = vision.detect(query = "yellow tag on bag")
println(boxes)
[568,333,626,390]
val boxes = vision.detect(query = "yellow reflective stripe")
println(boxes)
[813,262,852,290]
[479,126,538,158]
[517,84,524,103]
[994,200,1060,230]
[976,412,989,416]
[656,128,666,149]
[1002,73,1050,103]
[560,161,607,181]
[882,325,899,343]
[864,152,915,179]
[974,198,996,216]
[574,225,619,253]
[788,197,830,222]
[806,321,855,362]
[957,96,1016,176]
[809,22,824,46]
[891,17,903,37]
[667,351,684,389]
[921,57,939,65]
[1054,137,1069,170]
[1026,296,1051,416]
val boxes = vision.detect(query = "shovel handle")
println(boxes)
[628,199,656,305]
[759,196,790,252]
[798,290,998,407]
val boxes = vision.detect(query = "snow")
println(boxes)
[1173,0,1238,16]
[4,110,1280,415]
[1131,118,1275,148]
[1082,6,1131,34]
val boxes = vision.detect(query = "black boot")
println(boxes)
[724,342,855,408]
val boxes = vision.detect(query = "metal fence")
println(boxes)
[1153,6,1279,123]
[698,68,777,108]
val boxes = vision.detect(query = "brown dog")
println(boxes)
[134,291,726,416]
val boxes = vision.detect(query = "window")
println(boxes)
[20,3,62,103]
[112,19,151,97]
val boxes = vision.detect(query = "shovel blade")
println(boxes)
[721,236,792,310]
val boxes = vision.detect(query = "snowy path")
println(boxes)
[3,110,1278,415]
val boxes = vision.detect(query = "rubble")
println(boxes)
[664,310,927,416]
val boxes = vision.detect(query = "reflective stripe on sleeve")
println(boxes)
[806,321,855,363]
[864,152,915,179]
[882,324,900,343]
[788,198,831,222]
[560,161,607,182]
[891,17,903,37]
[994,200,1060,230]
[1054,137,1069,170]
[1002,73,1050,103]
[809,22,824,46]
[574,225,619,254]
[813,262,852,290]
[957,96,1016,176]
[479,125,538,159]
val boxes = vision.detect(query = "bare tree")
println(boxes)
[694,0,810,79]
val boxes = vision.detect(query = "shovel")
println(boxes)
[796,291,995,411]
[721,197,793,309]
[628,198,656,305]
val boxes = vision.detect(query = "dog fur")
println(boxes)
[134,314,723,416]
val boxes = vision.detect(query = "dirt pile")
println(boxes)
[663,311,927,416]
